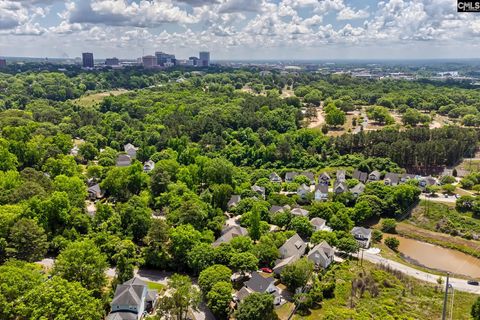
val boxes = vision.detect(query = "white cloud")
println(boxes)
[337,7,370,20]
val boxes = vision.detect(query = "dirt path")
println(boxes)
[308,105,325,129]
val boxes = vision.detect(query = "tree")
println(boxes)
[53,239,107,293]
[248,204,261,241]
[0,260,44,319]
[381,218,397,233]
[352,201,373,224]
[198,264,232,294]
[78,142,99,161]
[206,281,233,319]
[157,274,200,320]
[311,230,338,246]
[367,106,394,125]
[143,219,171,269]
[325,107,346,127]
[337,237,359,256]
[53,175,87,208]
[280,258,314,291]
[385,237,400,251]
[253,236,279,267]
[16,276,104,320]
[372,229,383,243]
[170,224,203,268]
[402,108,430,126]
[211,184,233,211]
[7,218,48,262]
[289,216,314,237]
[472,297,480,320]
[236,292,276,320]
[187,242,216,275]
[229,252,258,273]
[442,184,456,194]
[117,195,152,242]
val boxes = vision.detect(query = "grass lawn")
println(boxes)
[146,281,166,293]
[284,261,477,320]
[72,89,129,108]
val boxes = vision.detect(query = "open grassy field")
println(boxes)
[279,261,477,320]
[73,89,130,108]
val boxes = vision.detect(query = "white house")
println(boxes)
[314,184,328,201]
[307,241,335,269]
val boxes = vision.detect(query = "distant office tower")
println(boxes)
[105,57,119,66]
[188,56,199,66]
[82,52,94,68]
[155,51,176,66]
[142,55,157,68]
[199,51,210,67]
[0,59,6,68]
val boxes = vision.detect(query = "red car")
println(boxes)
[260,267,273,273]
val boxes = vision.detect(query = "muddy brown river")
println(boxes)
[389,235,480,278]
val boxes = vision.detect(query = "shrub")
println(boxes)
[381,218,397,233]
[384,237,400,251]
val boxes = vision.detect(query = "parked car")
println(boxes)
[260,267,273,273]
[467,280,479,286]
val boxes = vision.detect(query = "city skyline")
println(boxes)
[0,0,480,60]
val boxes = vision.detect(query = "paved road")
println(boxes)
[358,250,480,294]
[420,194,457,203]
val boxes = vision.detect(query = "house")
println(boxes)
[244,272,281,305]
[297,184,310,199]
[351,227,372,249]
[384,173,400,186]
[107,277,158,320]
[279,233,307,258]
[143,160,155,172]
[227,195,241,208]
[291,207,309,217]
[213,225,248,247]
[87,184,103,200]
[350,183,365,197]
[318,172,331,186]
[353,170,368,183]
[336,170,346,182]
[314,184,329,201]
[285,172,299,183]
[368,170,381,182]
[333,181,348,194]
[419,176,438,188]
[307,241,335,269]
[124,143,138,159]
[70,145,80,156]
[310,217,327,232]
[273,254,300,275]
[116,154,132,167]
[269,172,282,183]
[251,185,266,199]
[300,172,315,185]
[269,205,285,214]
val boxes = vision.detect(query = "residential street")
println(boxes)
[358,250,480,295]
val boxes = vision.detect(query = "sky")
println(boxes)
[0,0,480,60]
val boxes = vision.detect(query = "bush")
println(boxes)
[384,237,400,251]
[381,218,397,233]
[372,229,383,243]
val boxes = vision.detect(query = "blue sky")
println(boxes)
[0,0,479,60]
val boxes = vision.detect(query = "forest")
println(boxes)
[0,65,479,320]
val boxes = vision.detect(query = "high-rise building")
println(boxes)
[199,51,210,67]
[142,55,157,68]
[105,57,119,66]
[0,59,6,68]
[188,57,199,66]
[82,52,94,68]
[155,51,176,66]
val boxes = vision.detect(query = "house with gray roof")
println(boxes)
[368,170,381,182]
[351,227,372,249]
[419,176,438,188]
[333,181,348,194]
[143,160,155,172]
[307,241,335,269]
[384,173,400,186]
[310,217,327,232]
[124,143,138,159]
[318,172,331,186]
[269,205,285,214]
[399,173,416,184]
[336,170,346,182]
[314,184,329,201]
[297,184,310,199]
[87,183,103,200]
[353,170,368,183]
[227,195,241,208]
[350,182,365,197]
[251,185,266,199]
[116,154,132,167]
[291,207,309,217]
[244,271,281,305]
[285,172,299,183]
[279,233,307,259]
[108,277,157,320]
[212,225,248,247]
[300,171,315,185]
[269,172,282,183]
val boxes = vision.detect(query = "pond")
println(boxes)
[389,235,480,278]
